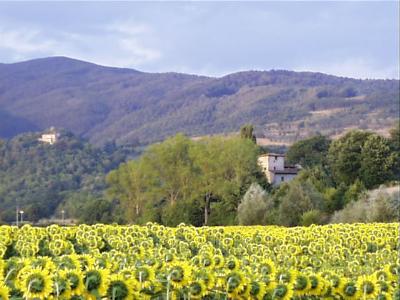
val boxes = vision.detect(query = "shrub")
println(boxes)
[238,183,272,225]
[300,210,324,226]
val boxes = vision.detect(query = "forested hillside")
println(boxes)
[0,57,398,145]
[0,131,135,222]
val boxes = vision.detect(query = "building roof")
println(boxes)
[271,167,298,175]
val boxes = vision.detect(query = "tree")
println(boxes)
[327,130,373,186]
[237,183,272,225]
[106,160,153,222]
[190,136,259,225]
[141,134,196,207]
[286,135,331,168]
[277,180,325,226]
[388,122,400,180]
[343,179,365,205]
[360,135,393,188]
[106,134,260,226]
[240,124,256,143]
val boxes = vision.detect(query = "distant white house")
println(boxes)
[258,153,299,186]
[38,128,60,145]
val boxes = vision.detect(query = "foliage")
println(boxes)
[328,130,373,186]
[239,124,256,143]
[286,134,331,168]
[107,134,261,226]
[331,186,400,223]
[360,134,393,188]
[327,129,398,188]
[0,223,398,299]
[343,179,366,205]
[0,131,135,223]
[277,179,325,227]
[300,210,325,226]
[237,183,272,225]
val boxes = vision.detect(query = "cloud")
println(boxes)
[0,27,56,59]
[102,20,162,66]
[295,58,399,80]
[0,21,162,69]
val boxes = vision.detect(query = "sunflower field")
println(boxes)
[0,223,399,300]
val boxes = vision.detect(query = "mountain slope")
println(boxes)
[0,131,135,222]
[0,57,398,145]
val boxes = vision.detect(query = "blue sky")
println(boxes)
[0,1,398,79]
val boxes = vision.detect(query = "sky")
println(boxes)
[0,1,399,79]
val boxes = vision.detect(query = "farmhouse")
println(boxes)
[38,128,59,145]
[258,153,299,186]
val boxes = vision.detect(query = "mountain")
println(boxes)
[0,57,398,145]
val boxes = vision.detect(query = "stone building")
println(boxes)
[258,153,299,186]
[38,128,59,145]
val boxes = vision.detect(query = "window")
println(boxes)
[275,156,278,160]
[273,166,276,170]
[281,176,284,182]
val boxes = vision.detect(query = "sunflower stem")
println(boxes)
[112,286,116,300]
[4,268,15,282]
[139,271,143,290]
[26,279,39,300]
[56,281,60,298]
[364,285,367,300]
[166,274,171,300]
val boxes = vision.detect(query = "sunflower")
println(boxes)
[385,264,400,282]
[293,273,311,296]
[213,254,225,268]
[340,280,360,300]
[188,280,207,299]
[374,270,392,282]
[329,274,344,296]
[258,258,276,277]
[167,262,192,289]
[308,274,326,296]
[225,256,240,271]
[133,265,155,289]
[16,267,53,299]
[272,283,294,300]
[56,255,81,271]
[274,268,297,285]
[77,254,95,271]
[248,280,266,300]
[0,282,9,300]
[357,275,379,299]
[49,273,71,300]
[83,268,110,298]
[377,280,393,295]
[193,270,215,290]
[106,274,134,300]
[225,271,247,298]
[61,269,85,296]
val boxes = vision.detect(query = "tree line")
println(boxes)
[106,123,399,226]
[0,123,397,226]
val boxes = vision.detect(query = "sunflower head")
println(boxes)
[357,275,378,299]
[272,283,294,300]
[17,268,53,299]
[83,268,110,296]
[189,281,207,299]
[341,280,359,300]
[62,270,84,296]
[168,262,191,289]
[0,282,10,300]
[106,275,134,300]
